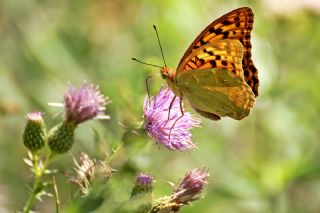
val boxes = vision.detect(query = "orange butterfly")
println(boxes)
[159,7,259,120]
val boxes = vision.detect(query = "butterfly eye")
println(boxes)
[161,71,168,79]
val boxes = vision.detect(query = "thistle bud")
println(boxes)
[172,168,209,204]
[48,122,76,154]
[150,168,209,212]
[23,112,46,152]
[129,173,154,213]
[131,173,153,197]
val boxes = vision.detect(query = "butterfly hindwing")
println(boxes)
[177,7,259,97]
[177,68,255,120]
[194,108,221,120]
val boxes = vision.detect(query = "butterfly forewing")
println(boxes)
[182,39,245,79]
[177,7,259,96]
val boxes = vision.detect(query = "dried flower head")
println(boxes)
[97,160,116,179]
[67,153,96,195]
[143,87,200,151]
[64,82,110,124]
[172,168,209,204]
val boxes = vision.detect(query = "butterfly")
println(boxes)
[160,7,259,120]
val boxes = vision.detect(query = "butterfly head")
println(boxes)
[160,67,181,97]
[160,67,176,81]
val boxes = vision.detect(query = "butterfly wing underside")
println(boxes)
[177,7,259,97]
[176,40,255,120]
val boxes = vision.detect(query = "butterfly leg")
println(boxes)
[145,75,155,99]
[163,95,177,128]
[168,98,184,140]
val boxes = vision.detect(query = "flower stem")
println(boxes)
[107,142,123,164]
[52,176,60,213]
[23,151,53,213]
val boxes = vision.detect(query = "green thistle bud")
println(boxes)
[48,122,76,154]
[23,112,46,152]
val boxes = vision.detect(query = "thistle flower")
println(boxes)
[23,111,46,152]
[66,152,96,195]
[150,168,209,213]
[172,168,209,204]
[48,82,110,154]
[143,87,200,151]
[63,82,110,125]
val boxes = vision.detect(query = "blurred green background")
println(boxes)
[1,0,320,212]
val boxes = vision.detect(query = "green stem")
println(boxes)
[52,176,60,213]
[107,142,123,164]
[23,151,53,213]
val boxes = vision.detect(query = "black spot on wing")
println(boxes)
[223,31,229,39]
[211,28,222,35]
[210,60,217,67]
[222,20,231,25]
[200,39,207,45]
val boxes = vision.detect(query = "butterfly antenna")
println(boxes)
[153,25,167,67]
[132,58,162,68]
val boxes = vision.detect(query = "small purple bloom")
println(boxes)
[172,168,209,204]
[131,172,153,198]
[64,82,110,124]
[143,87,200,151]
[136,173,153,186]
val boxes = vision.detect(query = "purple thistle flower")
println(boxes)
[172,168,209,204]
[136,173,153,186]
[143,87,200,151]
[64,82,110,124]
